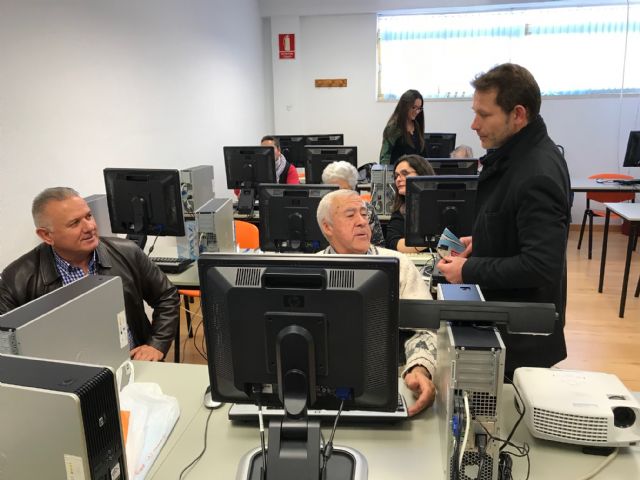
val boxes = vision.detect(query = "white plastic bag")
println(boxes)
[119,382,180,480]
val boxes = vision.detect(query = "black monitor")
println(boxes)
[275,135,306,168]
[224,146,276,214]
[199,253,399,478]
[428,158,479,176]
[304,146,357,184]
[425,132,457,158]
[405,175,478,247]
[304,133,344,146]
[622,131,640,168]
[258,184,338,253]
[103,168,185,249]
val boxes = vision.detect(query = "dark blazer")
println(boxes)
[462,115,571,375]
[0,236,179,355]
[385,209,405,250]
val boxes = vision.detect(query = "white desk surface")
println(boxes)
[571,178,640,192]
[136,361,640,480]
[604,202,640,221]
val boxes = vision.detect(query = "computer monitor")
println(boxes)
[258,184,338,253]
[224,146,276,214]
[425,132,457,158]
[622,131,640,168]
[304,146,357,184]
[428,158,479,176]
[275,135,306,168]
[104,168,185,249]
[405,175,478,247]
[198,253,399,478]
[305,133,344,146]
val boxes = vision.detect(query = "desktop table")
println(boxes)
[598,202,640,317]
[137,362,640,480]
[571,177,640,193]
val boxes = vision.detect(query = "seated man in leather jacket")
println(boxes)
[0,187,180,361]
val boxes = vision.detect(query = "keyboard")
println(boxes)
[228,393,408,424]
[404,252,435,266]
[149,257,194,274]
[614,179,640,186]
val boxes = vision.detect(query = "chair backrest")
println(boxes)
[587,173,636,204]
[234,220,260,249]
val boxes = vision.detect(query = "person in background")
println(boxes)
[385,154,435,253]
[321,160,385,247]
[437,63,571,380]
[261,135,300,184]
[379,90,427,165]
[316,189,436,416]
[0,187,180,361]
[450,144,474,159]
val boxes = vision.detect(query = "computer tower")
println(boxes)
[436,323,505,480]
[195,197,235,253]
[0,354,127,479]
[180,164,215,215]
[370,164,395,215]
[84,194,114,237]
[0,276,132,389]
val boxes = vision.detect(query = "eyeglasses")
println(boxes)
[411,106,423,112]
[393,169,417,180]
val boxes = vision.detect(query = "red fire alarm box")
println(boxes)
[279,33,295,59]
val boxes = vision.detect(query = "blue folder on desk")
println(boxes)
[437,284,484,301]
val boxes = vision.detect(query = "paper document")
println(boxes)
[436,227,465,258]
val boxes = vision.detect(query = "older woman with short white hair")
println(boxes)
[321,161,385,246]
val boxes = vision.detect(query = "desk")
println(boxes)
[138,362,640,479]
[598,202,640,317]
[571,178,640,193]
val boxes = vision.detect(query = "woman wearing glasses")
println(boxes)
[379,89,427,165]
[386,154,434,252]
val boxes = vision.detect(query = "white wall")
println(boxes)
[267,12,640,223]
[0,0,269,269]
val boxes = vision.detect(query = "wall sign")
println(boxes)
[279,33,295,59]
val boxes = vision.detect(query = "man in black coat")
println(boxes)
[438,63,571,378]
[0,187,180,361]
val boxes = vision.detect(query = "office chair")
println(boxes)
[234,220,260,249]
[577,173,635,259]
[174,288,200,363]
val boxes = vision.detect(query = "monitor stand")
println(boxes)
[236,444,368,480]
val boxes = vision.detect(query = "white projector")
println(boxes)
[513,367,640,447]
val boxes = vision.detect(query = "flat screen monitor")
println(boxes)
[405,175,478,247]
[223,146,276,214]
[304,146,357,184]
[622,131,640,167]
[304,133,344,146]
[428,158,479,176]
[104,168,185,249]
[275,135,306,168]
[258,184,338,253]
[198,253,399,410]
[425,132,457,158]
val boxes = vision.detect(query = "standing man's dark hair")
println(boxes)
[471,63,541,120]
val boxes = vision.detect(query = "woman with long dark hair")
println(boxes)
[379,89,427,165]
[385,154,434,253]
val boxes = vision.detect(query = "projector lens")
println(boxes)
[612,407,636,428]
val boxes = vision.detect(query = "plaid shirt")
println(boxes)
[52,248,134,348]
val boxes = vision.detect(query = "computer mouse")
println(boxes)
[203,385,223,409]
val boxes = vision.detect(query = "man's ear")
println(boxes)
[320,220,333,239]
[513,104,528,127]
[36,227,54,246]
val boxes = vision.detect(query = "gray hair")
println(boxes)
[316,189,361,234]
[321,161,358,190]
[450,145,474,158]
[32,187,80,228]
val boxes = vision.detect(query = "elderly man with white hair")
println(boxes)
[321,161,385,247]
[316,188,437,416]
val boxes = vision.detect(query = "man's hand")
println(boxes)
[459,236,473,258]
[130,344,164,361]
[437,255,467,284]
[404,366,436,416]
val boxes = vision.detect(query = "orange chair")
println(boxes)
[577,173,635,259]
[234,220,260,249]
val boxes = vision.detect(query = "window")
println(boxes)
[377,2,640,100]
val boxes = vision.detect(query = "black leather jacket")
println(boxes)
[0,236,179,356]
